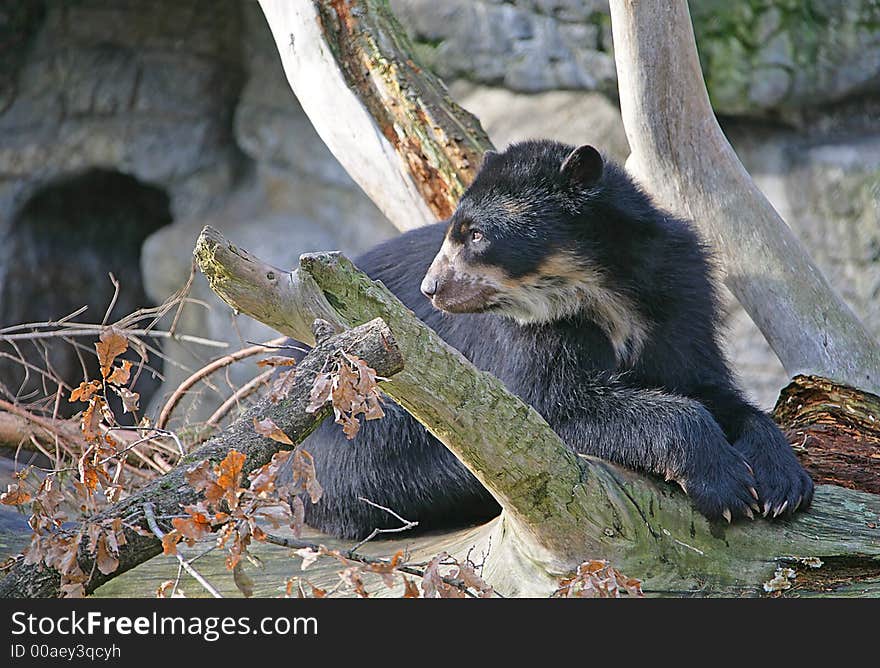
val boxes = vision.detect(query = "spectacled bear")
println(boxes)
[296,140,813,539]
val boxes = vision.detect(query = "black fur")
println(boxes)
[297,140,813,539]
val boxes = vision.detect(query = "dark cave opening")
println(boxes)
[0,169,173,417]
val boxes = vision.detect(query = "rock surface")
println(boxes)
[392,0,880,117]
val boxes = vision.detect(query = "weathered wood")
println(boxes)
[257,0,493,230]
[609,0,880,395]
[194,226,880,597]
[774,375,880,495]
[0,412,78,452]
[0,318,404,598]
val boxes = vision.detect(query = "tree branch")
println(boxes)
[193,226,880,597]
[0,318,404,598]
[257,0,493,230]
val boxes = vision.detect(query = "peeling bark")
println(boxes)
[774,375,880,495]
[258,0,493,230]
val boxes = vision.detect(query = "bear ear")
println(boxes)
[559,145,603,186]
[480,150,500,168]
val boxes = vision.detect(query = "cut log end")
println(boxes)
[774,374,880,495]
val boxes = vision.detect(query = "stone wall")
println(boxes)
[391,0,880,117]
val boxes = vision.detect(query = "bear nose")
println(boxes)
[420,275,438,298]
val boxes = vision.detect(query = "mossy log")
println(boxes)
[192,226,880,597]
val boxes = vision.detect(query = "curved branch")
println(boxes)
[156,337,287,430]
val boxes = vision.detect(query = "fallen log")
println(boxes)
[774,375,880,495]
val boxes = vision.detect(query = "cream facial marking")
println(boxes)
[493,252,650,365]
[426,238,649,365]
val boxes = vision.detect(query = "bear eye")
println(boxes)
[470,230,484,243]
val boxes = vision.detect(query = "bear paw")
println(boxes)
[682,445,761,523]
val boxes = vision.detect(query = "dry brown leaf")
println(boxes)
[95,532,119,575]
[0,483,31,506]
[363,550,403,588]
[110,517,127,547]
[454,563,494,598]
[60,579,86,599]
[69,380,102,403]
[215,450,246,508]
[402,577,420,598]
[253,417,294,445]
[233,561,255,598]
[290,496,305,537]
[268,369,297,404]
[161,530,182,556]
[77,449,105,494]
[172,506,213,545]
[337,414,361,440]
[81,397,105,442]
[105,484,124,504]
[296,547,320,570]
[555,559,643,598]
[306,372,333,413]
[86,523,102,555]
[185,460,215,491]
[363,395,385,421]
[248,450,294,496]
[156,580,176,598]
[331,363,360,417]
[346,354,379,396]
[341,567,369,598]
[44,532,82,576]
[95,330,128,379]
[291,448,323,503]
[106,360,132,386]
[112,386,140,413]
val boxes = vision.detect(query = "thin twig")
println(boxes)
[102,273,121,326]
[142,502,223,599]
[261,533,478,598]
[156,338,286,429]
[206,369,274,427]
[0,327,228,348]
[0,307,89,335]
[0,352,71,392]
[105,426,186,457]
[348,497,419,555]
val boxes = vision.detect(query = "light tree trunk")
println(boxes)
[609,0,880,396]
[257,0,492,231]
